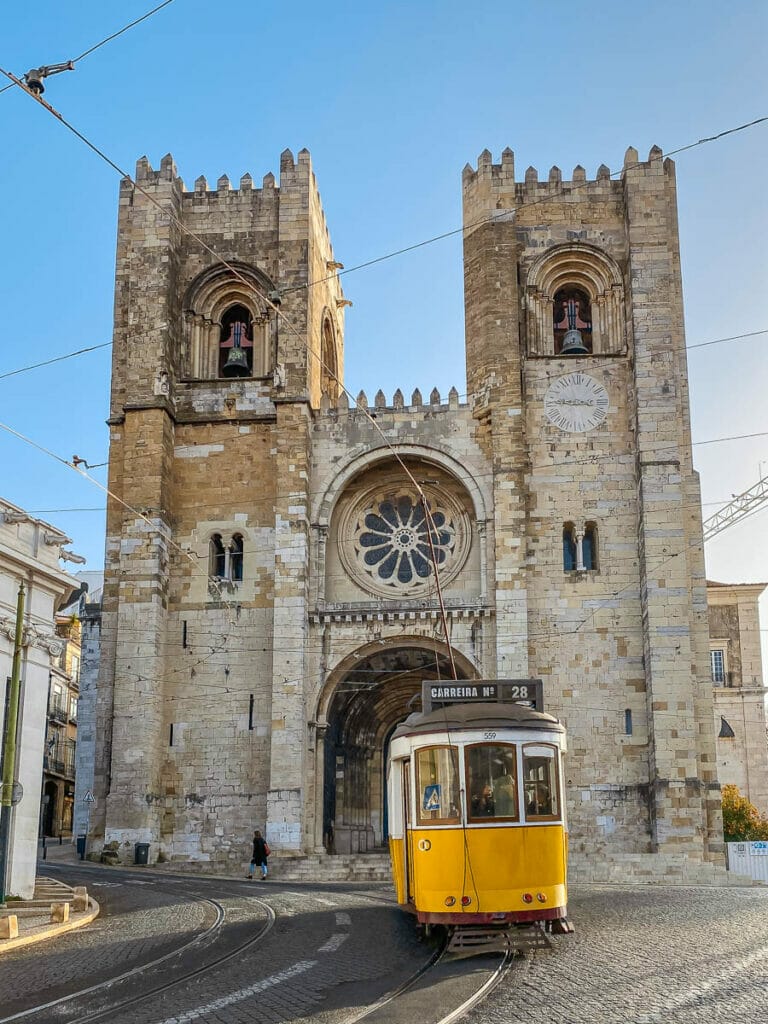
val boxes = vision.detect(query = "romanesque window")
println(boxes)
[218,305,254,378]
[338,484,471,599]
[210,534,226,578]
[526,244,625,357]
[320,314,339,403]
[209,532,245,585]
[230,534,244,582]
[583,522,598,570]
[563,521,598,572]
[182,265,276,380]
[563,524,577,570]
[553,287,593,354]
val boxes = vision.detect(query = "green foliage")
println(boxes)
[721,784,768,842]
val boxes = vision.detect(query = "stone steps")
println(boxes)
[269,853,392,882]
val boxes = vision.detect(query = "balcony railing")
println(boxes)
[49,703,68,723]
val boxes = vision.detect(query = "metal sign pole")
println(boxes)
[0,582,26,904]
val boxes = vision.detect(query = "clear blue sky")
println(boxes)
[1,1,766,625]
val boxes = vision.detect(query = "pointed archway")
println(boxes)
[317,640,476,854]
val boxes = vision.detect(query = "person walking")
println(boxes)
[247,829,269,880]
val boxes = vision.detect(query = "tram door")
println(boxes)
[403,759,413,901]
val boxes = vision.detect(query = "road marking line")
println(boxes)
[335,911,352,926]
[154,960,317,1024]
[319,933,348,953]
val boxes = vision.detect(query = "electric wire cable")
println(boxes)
[3,66,765,689]
[0,0,175,94]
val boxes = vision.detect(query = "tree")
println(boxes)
[721,784,768,842]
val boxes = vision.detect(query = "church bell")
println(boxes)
[559,298,590,355]
[221,321,252,377]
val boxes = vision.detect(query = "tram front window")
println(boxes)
[416,746,460,825]
[467,744,518,821]
[523,744,559,820]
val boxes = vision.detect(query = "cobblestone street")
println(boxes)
[469,884,768,1024]
[2,867,767,1023]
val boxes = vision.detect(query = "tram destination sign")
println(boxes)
[422,679,543,713]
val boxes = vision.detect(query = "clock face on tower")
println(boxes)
[544,372,609,433]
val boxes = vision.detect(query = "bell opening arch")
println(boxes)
[313,638,478,855]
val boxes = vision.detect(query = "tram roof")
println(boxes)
[392,701,565,738]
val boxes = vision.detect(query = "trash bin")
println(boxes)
[76,835,87,859]
[134,842,150,865]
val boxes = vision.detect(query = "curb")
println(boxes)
[0,897,100,954]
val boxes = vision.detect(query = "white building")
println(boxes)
[0,498,78,898]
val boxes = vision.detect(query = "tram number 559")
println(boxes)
[483,731,497,740]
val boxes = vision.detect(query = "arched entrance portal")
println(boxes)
[321,642,474,855]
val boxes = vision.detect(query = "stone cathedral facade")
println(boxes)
[92,144,724,870]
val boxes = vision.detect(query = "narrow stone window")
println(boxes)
[230,534,244,582]
[219,304,254,378]
[553,286,592,355]
[210,534,226,578]
[563,523,577,571]
[624,709,633,735]
[582,522,598,571]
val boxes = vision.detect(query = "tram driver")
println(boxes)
[492,772,517,817]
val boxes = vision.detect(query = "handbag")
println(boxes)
[264,842,271,857]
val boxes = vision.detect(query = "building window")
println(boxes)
[563,524,577,570]
[710,648,727,685]
[219,304,254,378]
[564,521,598,572]
[209,532,245,585]
[230,534,244,582]
[210,534,226,578]
[583,522,598,570]
[553,286,592,355]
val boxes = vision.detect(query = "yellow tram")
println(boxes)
[387,683,571,937]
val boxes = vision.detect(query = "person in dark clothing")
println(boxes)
[247,829,269,879]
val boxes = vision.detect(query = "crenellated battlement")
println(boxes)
[462,144,671,198]
[317,386,464,417]
[124,147,336,256]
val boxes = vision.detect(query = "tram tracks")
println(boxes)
[0,882,274,1024]
[4,871,516,1024]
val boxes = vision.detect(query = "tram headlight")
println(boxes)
[522,893,534,904]
[444,896,456,907]
[460,896,472,906]
[537,893,547,903]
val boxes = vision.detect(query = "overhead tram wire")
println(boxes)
[0,0,176,95]
[282,117,768,295]
[3,72,765,681]
[0,416,240,663]
[1,325,766,388]
[0,67,466,681]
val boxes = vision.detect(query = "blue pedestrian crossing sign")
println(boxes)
[423,784,441,812]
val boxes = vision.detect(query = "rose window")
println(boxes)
[341,487,469,597]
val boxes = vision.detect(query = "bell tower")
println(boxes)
[461,146,722,861]
[95,149,346,862]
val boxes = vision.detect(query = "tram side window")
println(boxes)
[416,746,460,825]
[467,744,519,821]
[522,745,560,820]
